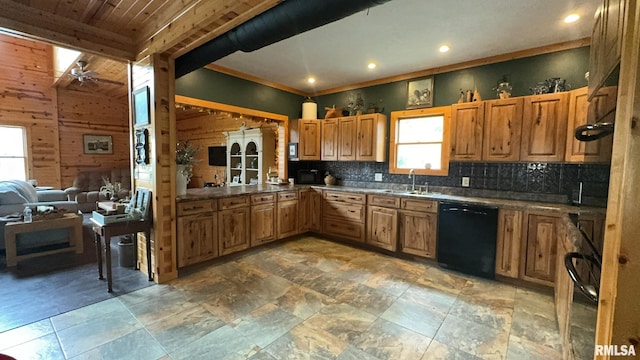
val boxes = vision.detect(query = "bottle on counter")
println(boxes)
[23,206,32,223]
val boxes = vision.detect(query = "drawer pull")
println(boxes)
[187,205,204,211]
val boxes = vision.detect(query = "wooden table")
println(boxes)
[90,217,152,292]
[4,213,83,267]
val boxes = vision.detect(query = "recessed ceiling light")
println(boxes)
[439,45,450,53]
[564,13,580,23]
[367,62,376,69]
[307,77,316,84]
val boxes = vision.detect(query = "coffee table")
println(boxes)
[4,213,83,267]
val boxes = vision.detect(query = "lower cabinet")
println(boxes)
[322,190,366,242]
[398,198,438,258]
[366,205,398,251]
[176,199,218,267]
[250,193,276,247]
[555,225,574,360]
[218,196,251,256]
[495,209,523,278]
[521,212,561,286]
[277,191,299,239]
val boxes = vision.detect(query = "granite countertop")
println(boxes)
[177,184,605,216]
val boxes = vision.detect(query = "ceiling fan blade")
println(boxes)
[95,77,125,86]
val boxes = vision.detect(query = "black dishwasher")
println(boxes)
[437,201,499,279]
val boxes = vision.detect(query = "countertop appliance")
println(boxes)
[436,201,499,279]
[297,169,323,184]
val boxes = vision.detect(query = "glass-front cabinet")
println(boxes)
[225,127,275,186]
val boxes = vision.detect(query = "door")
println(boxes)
[521,93,569,162]
[321,118,338,161]
[450,102,485,160]
[483,98,523,161]
[338,116,357,160]
[177,212,217,267]
[356,113,385,161]
[522,213,559,285]
[399,209,437,258]
[277,200,299,239]
[495,209,522,278]
[251,203,276,246]
[218,207,250,256]
[299,119,321,160]
[366,205,398,251]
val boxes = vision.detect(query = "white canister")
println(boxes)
[302,97,317,119]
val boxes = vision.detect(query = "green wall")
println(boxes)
[175,47,590,121]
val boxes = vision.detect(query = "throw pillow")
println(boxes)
[0,187,28,205]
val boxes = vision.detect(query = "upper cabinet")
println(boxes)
[321,118,339,161]
[450,102,484,161]
[565,86,616,163]
[356,113,387,162]
[290,119,321,160]
[589,0,626,99]
[521,92,569,162]
[483,98,523,162]
[318,114,387,162]
[338,116,357,161]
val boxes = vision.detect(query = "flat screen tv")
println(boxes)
[208,146,227,166]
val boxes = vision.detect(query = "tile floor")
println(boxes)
[0,236,566,359]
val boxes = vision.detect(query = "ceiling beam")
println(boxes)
[0,0,136,61]
[136,0,281,59]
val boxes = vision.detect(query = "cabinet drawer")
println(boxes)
[368,194,400,208]
[218,196,249,210]
[400,198,438,213]
[177,199,216,216]
[251,193,276,205]
[323,202,365,222]
[278,191,298,201]
[323,218,365,242]
[323,191,366,204]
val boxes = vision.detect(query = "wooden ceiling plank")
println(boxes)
[0,0,136,60]
[137,0,280,58]
[132,0,200,43]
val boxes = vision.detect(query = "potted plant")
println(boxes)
[176,140,200,196]
[99,176,122,201]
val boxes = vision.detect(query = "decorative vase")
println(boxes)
[324,174,336,186]
[176,164,189,196]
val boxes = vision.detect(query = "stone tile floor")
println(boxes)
[0,236,568,359]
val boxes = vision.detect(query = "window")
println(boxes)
[389,106,451,175]
[0,126,28,181]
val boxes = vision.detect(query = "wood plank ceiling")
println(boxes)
[0,0,281,98]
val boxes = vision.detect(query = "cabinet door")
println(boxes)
[588,10,605,97]
[338,116,357,161]
[218,207,250,256]
[321,119,339,161]
[495,209,522,278]
[450,102,485,161]
[366,206,398,251]
[521,213,559,285]
[251,203,276,246]
[309,189,322,232]
[298,190,310,233]
[277,200,299,239]
[565,87,616,163]
[521,93,569,162]
[398,209,437,259]
[299,120,321,160]
[602,0,625,78]
[177,212,217,267]
[356,113,386,161]
[483,98,523,161]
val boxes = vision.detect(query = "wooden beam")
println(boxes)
[205,64,307,96]
[175,95,288,122]
[0,0,135,61]
[136,0,281,59]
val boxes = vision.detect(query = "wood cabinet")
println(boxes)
[450,102,485,161]
[356,113,387,162]
[590,0,625,98]
[218,196,250,256]
[565,86,616,163]
[555,223,575,360]
[366,195,399,251]
[483,98,523,161]
[250,193,276,246]
[398,198,438,258]
[322,190,366,242]
[176,200,218,267]
[289,119,321,160]
[521,92,569,162]
[520,212,562,286]
[338,116,357,160]
[298,188,322,233]
[277,191,299,239]
[321,118,339,161]
[495,209,522,278]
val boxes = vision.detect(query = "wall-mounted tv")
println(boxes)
[208,146,227,166]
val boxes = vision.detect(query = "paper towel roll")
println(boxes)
[302,98,317,119]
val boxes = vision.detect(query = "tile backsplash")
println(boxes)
[288,161,610,207]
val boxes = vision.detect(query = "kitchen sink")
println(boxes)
[377,189,440,196]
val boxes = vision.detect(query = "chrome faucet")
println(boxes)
[408,169,416,192]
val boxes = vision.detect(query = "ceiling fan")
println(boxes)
[69,60,124,86]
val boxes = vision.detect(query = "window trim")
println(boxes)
[388,106,451,176]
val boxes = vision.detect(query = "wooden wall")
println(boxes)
[0,35,61,186]
[176,112,278,187]
[57,88,129,187]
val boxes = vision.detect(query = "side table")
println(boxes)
[90,218,152,292]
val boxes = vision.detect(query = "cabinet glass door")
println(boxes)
[229,142,242,184]
[245,141,259,185]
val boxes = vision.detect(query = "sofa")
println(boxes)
[0,180,79,251]
[64,168,131,212]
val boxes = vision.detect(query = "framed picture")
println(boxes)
[132,86,150,126]
[288,142,298,159]
[83,135,113,154]
[406,76,434,109]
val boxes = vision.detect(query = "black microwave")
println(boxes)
[297,169,323,184]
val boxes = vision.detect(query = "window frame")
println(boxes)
[388,106,451,176]
[0,125,29,181]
